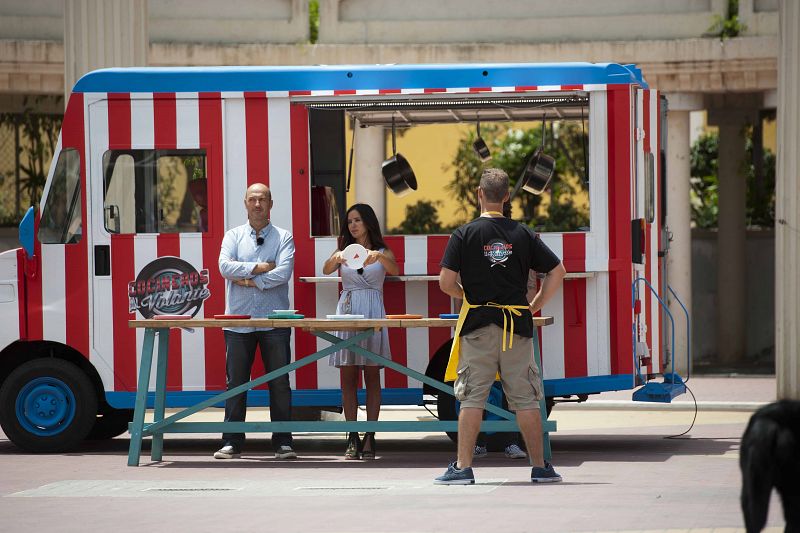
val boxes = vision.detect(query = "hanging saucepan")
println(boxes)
[521,148,555,195]
[472,118,491,162]
[382,116,418,197]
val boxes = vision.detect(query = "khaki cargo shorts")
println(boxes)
[453,324,543,410]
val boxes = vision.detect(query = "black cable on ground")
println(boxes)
[664,382,697,439]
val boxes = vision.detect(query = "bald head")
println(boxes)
[245,183,271,201]
[244,183,272,229]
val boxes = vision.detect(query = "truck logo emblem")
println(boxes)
[128,257,211,318]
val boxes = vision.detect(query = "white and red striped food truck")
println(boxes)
[0,63,678,452]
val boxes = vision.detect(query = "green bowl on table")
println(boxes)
[268,310,304,319]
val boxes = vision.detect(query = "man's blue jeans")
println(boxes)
[222,328,292,450]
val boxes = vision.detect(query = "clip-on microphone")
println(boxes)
[256,237,264,246]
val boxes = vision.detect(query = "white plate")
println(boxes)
[326,314,365,319]
[272,309,298,314]
[341,243,368,270]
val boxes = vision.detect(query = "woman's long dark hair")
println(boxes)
[338,203,388,251]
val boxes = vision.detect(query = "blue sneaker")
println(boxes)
[474,445,488,459]
[434,461,475,485]
[531,462,562,483]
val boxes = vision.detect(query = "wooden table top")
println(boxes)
[129,316,554,330]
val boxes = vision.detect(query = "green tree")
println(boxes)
[392,199,450,234]
[309,0,319,44]
[707,0,747,40]
[689,126,775,229]
[0,96,63,223]
[446,121,589,231]
[689,132,719,229]
[744,125,775,228]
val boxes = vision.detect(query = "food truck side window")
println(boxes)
[102,149,208,234]
[39,148,82,244]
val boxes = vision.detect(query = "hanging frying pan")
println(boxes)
[381,116,418,197]
[472,118,491,162]
[509,115,556,199]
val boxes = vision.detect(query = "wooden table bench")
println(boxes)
[126,317,555,466]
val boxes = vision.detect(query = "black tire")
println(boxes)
[87,408,133,440]
[0,358,98,452]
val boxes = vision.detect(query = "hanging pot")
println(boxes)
[521,148,555,195]
[472,119,491,162]
[382,117,418,197]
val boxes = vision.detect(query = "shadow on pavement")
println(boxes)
[1,431,740,470]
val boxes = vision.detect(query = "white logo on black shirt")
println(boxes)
[483,239,513,267]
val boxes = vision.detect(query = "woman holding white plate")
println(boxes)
[322,203,399,460]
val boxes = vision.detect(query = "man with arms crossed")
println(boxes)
[215,183,296,460]
[435,168,566,484]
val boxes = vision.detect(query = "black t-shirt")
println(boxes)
[440,216,561,338]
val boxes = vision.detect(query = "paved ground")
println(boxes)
[0,375,787,533]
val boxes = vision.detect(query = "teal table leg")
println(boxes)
[150,328,170,462]
[533,332,552,462]
[127,328,156,467]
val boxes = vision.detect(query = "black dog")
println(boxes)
[740,400,800,533]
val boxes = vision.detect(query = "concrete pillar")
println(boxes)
[353,122,387,231]
[714,112,749,366]
[64,0,147,103]
[665,93,702,376]
[776,0,800,399]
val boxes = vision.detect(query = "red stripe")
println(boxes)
[153,93,183,389]
[379,89,402,94]
[16,249,28,339]
[245,92,269,186]
[426,236,453,360]
[426,235,449,274]
[383,236,407,388]
[27,182,43,340]
[606,88,634,375]
[290,103,318,390]
[199,93,227,389]
[515,85,538,92]
[288,90,312,96]
[562,234,587,377]
[423,88,446,93]
[108,93,132,148]
[111,235,136,390]
[333,90,357,95]
[562,279,588,378]
[561,84,583,91]
[62,93,90,358]
[468,87,492,92]
[154,93,177,148]
[107,94,137,390]
[243,92,271,388]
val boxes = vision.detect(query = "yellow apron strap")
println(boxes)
[444,297,476,382]
[443,299,530,383]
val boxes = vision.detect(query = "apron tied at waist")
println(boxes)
[444,296,530,382]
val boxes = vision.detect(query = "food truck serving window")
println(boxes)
[39,148,82,244]
[102,149,208,234]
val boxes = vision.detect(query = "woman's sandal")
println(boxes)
[345,432,361,460]
[361,432,376,460]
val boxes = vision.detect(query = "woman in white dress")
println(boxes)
[322,204,399,459]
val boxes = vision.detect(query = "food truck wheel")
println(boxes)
[87,408,134,440]
[0,358,98,452]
